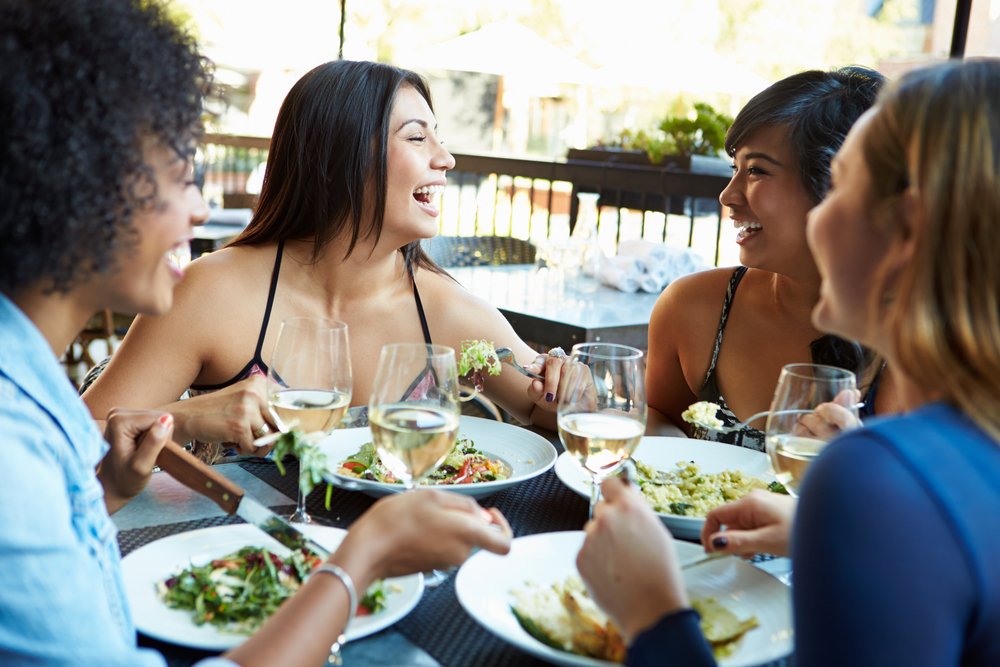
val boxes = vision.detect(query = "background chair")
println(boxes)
[421,235,536,268]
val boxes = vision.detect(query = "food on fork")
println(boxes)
[681,401,724,430]
[458,339,502,392]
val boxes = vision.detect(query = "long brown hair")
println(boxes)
[862,59,1000,441]
[230,60,443,274]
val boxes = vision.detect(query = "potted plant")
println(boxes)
[568,102,733,174]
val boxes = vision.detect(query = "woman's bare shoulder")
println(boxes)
[653,266,741,320]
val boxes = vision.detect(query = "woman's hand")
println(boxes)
[700,489,797,557]
[170,375,276,455]
[333,489,512,586]
[524,347,569,408]
[577,477,689,643]
[792,388,863,439]
[98,408,173,513]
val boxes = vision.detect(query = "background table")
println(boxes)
[448,265,660,352]
[116,430,790,667]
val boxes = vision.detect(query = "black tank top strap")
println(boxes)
[254,239,284,360]
[190,241,284,391]
[701,266,748,389]
[410,265,433,344]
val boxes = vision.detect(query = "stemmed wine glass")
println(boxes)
[368,343,461,585]
[267,317,352,523]
[764,363,859,497]
[557,343,647,518]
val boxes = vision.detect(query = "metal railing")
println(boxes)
[200,133,733,265]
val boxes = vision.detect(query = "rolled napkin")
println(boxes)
[616,239,669,273]
[599,255,642,293]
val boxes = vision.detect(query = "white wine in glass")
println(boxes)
[369,343,461,587]
[557,343,647,518]
[267,317,352,523]
[765,363,859,496]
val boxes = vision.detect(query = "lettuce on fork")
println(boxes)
[458,339,502,392]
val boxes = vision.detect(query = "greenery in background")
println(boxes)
[601,102,733,162]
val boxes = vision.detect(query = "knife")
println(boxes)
[681,551,729,570]
[156,440,331,559]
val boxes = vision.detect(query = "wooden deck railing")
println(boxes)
[200,133,732,265]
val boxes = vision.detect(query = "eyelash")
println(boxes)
[408,135,427,143]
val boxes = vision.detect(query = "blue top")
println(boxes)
[628,402,1000,666]
[0,295,233,667]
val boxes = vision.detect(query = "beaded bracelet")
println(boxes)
[311,564,357,665]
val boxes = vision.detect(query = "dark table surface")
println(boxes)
[116,429,790,667]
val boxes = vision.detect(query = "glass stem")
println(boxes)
[589,474,603,519]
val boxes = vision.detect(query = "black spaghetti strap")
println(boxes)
[411,268,433,344]
[255,240,285,360]
[701,266,748,388]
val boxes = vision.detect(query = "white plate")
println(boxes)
[554,437,774,539]
[121,524,423,650]
[317,416,558,498]
[456,531,792,667]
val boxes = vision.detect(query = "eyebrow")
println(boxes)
[395,118,430,133]
[741,151,785,167]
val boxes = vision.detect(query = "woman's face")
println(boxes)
[720,124,818,279]
[105,141,207,315]
[383,85,455,243]
[806,111,893,347]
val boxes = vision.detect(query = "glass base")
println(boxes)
[289,508,312,524]
[422,568,450,588]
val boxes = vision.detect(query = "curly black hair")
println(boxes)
[0,0,211,295]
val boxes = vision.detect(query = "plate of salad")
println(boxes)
[317,416,558,499]
[121,524,423,650]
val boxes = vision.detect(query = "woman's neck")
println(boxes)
[11,285,100,356]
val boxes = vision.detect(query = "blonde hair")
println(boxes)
[862,59,1000,441]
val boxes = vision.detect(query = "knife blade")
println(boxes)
[156,440,331,559]
[681,551,729,571]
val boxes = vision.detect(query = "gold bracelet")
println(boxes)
[311,564,357,665]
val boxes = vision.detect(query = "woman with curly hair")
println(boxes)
[645,67,893,448]
[83,59,565,462]
[578,58,1000,666]
[0,1,511,665]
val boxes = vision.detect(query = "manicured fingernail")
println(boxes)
[157,414,173,432]
[712,536,728,549]
[545,392,555,402]
[480,509,493,522]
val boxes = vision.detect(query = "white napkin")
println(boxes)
[598,256,642,293]
[612,241,710,293]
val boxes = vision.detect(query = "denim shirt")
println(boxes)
[0,296,235,667]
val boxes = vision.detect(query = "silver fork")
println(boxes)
[494,346,544,380]
[691,404,864,435]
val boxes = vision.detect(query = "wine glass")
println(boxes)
[764,363,859,497]
[368,343,461,586]
[557,343,647,518]
[267,317,352,523]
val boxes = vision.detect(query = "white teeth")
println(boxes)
[413,185,444,196]
[165,243,191,270]
[733,220,762,231]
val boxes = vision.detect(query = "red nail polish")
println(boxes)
[159,414,173,428]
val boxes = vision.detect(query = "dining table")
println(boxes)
[446,265,661,352]
[114,426,792,667]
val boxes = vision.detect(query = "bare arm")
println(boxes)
[224,490,512,667]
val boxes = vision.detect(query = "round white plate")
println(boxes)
[554,437,774,539]
[121,524,423,650]
[317,416,558,498]
[455,531,792,667]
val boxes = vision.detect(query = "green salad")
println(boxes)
[158,546,385,634]
[458,339,501,392]
[338,439,511,485]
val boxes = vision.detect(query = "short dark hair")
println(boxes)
[726,66,885,203]
[231,60,442,273]
[0,0,210,295]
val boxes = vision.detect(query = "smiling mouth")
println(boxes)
[734,220,762,242]
[413,184,444,205]
[165,242,191,272]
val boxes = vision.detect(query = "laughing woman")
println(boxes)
[578,59,1000,666]
[0,2,510,665]
[645,67,891,448]
[84,59,563,461]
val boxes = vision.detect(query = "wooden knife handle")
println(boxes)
[156,441,244,515]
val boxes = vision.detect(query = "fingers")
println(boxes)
[132,414,174,472]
